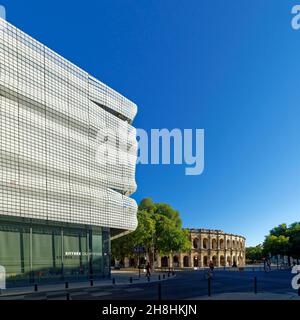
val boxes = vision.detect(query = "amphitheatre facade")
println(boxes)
[157,228,246,268]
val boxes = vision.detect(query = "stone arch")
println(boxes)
[193,238,200,249]
[173,255,179,267]
[212,239,217,250]
[220,239,224,249]
[203,238,209,249]
[232,256,237,266]
[227,239,230,249]
[161,256,168,268]
[227,256,232,266]
[193,256,199,267]
[183,256,189,267]
[203,255,208,267]
[212,255,217,266]
[238,255,243,266]
[220,255,225,266]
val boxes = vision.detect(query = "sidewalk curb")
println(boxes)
[0,273,177,298]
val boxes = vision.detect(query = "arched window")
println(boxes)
[173,255,179,267]
[212,239,217,249]
[183,256,189,267]
[220,255,225,266]
[220,239,224,249]
[227,256,232,266]
[212,255,217,266]
[161,256,168,268]
[227,239,230,249]
[193,256,199,267]
[193,238,200,249]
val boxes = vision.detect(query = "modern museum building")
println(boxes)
[0,18,138,285]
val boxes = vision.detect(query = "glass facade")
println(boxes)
[0,18,138,285]
[0,217,110,285]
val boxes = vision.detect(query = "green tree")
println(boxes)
[111,232,135,262]
[263,222,300,265]
[255,221,300,266]
[287,222,300,260]
[111,209,155,263]
[270,223,288,237]
[140,199,190,269]
[246,245,263,263]
[138,197,155,212]
[155,212,190,260]
[111,197,190,270]
[263,234,290,264]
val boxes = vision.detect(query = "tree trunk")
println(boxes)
[146,250,150,266]
[150,249,155,272]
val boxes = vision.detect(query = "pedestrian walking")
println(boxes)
[146,262,151,277]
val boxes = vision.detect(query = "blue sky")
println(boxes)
[2,0,300,246]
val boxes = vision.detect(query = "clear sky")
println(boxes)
[2,0,300,246]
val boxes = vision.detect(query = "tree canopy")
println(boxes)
[111,197,190,267]
[245,222,300,265]
[245,245,263,263]
[261,222,300,261]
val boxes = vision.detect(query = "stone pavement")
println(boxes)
[0,270,174,299]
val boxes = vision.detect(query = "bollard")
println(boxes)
[129,277,133,284]
[90,279,94,287]
[65,281,69,289]
[172,271,175,276]
[66,292,70,300]
[254,276,257,294]
[34,284,38,292]
[158,275,161,281]
[158,282,162,300]
[112,278,115,284]
[168,272,170,278]
[163,274,165,279]
[208,277,211,296]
